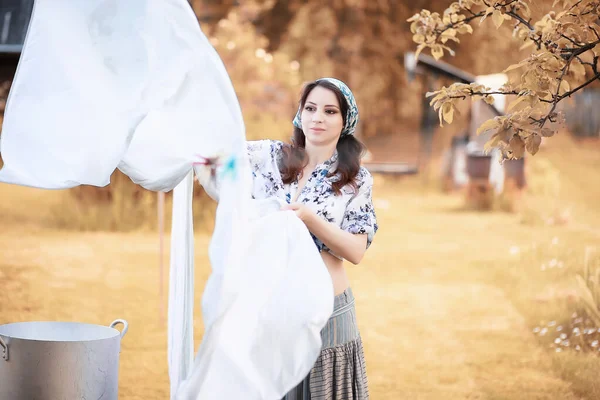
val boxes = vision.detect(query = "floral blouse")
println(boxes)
[246,140,378,259]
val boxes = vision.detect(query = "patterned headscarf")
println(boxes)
[292,77,359,136]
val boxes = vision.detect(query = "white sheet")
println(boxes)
[178,167,333,400]
[0,1,333,399]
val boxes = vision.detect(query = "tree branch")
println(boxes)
[411,0,600,157]
[433,12,485,35]
[561,34,583,47]
[529,116,544,124]
[557,71,600,101]
[590,25,600,41]
[576,55,599,74]
[569,0,584,12]
[504,10,533,31]
[446,90,556,104]
[463,7,477,17]
[561,39,600,54]
[502,0,521,9]
[538,54,575,128]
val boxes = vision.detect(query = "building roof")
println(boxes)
[404,51,504,116]
[404,52,475,84]
[0,0,34,55]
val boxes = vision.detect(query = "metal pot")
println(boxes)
[503,157,526,189]
[0,319,128,400]
[466,153,492,180]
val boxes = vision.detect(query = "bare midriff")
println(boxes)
[321,250,350,296]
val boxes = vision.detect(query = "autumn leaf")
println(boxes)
[442,102,454,124]
[555,10,569,20]
[559,79,571,95]
[443,28,457,37]
[431,45,444,60]
[413,34,425,44]
[457,24,473,34]
[509,135,526,159]
[480,7,495,25]
[441,33,460,44]
[492,10,504,29]
[541,128,556,137]
[483,96,495,105]
[503,62,526,73]
[407,14,420,23]
[519,2,532,18]
[484,132,504,153]
[520,40,535,50]
[410,21,419,34]
[570,60,586,77]
[507,95,528,112]
[477,118,502,136]
[415,43,427,60]
[525,134,542,155]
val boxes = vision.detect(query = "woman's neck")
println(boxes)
[304,142,336,168]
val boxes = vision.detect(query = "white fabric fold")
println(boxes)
[178,166,334,400]
[0,1,334,399]
[168,170,195,399]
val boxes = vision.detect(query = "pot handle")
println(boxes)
[109,319,129,339]
[0,336,8,361]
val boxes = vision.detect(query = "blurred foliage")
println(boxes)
[49,170,217,232]
[3,0,598,231]
[574,247,600,327]
[205,7,302,142]
[236,0,535,138]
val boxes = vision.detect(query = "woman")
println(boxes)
[244,78,377,400]
[197,77,377,399]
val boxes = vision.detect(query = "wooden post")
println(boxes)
[499,157,526,212]
[465,154,493,210]
[158,191,166,324]
[503,158,526,189]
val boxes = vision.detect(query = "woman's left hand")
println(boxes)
[280,203,315,224]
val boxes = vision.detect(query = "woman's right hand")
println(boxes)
[193,162,220,202]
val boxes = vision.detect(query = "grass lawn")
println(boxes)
[1,132,599,399]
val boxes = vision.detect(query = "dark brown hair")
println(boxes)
[279,80,366,195]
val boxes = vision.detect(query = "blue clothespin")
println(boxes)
[220,155,237,181]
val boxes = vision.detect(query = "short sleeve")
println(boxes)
[341,168,378,249]
[195,140,283,201]
[246,140,284,174]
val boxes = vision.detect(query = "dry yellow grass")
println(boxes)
[0,132,599,399]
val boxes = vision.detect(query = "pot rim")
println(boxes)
[0,320,128,343]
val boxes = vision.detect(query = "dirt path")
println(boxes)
[0,184,583,399]
[349,186,581,400]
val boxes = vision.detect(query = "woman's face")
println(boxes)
[301,86,344,147]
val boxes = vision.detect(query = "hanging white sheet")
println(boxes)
[0,1,333,399]
[177,168,333,400]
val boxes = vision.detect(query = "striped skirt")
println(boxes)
[282,287,369,400]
